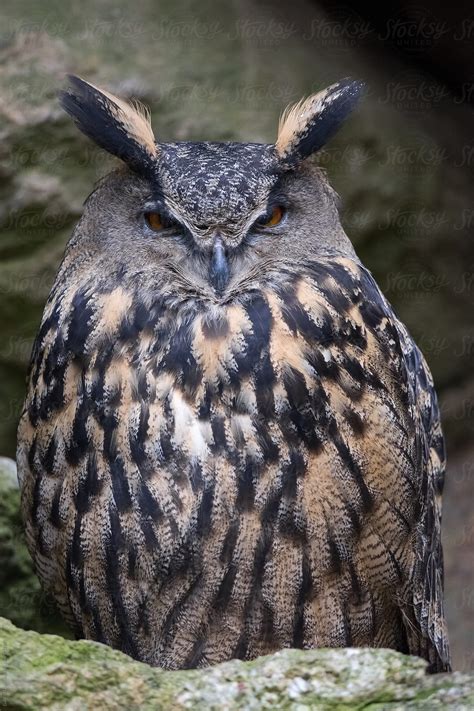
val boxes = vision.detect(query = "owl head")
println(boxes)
[60,76,364,301]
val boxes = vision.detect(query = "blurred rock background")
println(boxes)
[0,0,472,672]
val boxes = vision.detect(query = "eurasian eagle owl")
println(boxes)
[17,76,450,672]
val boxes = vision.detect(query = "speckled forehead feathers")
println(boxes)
[157,142,278,224]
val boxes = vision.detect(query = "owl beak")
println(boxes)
[209,237,229,295]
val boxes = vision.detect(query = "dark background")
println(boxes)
[0,0,472,671]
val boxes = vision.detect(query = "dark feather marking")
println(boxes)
[394,607,410,655]
[388,548,404,583]
[27,435,37,472]
[220,518,240,564]
[261,601,275,644]
[105,380,122,409]
[38,359,68,420]
[119,300,150,341]
[137,597,151,637]
[344,407,365,436]
[388,500,413,533]
[343,321,367,350]
[360,299,384,331]
[34,302,61,363]
[70,515,84,568]
[65,548,75,594]
[237,292,273,374]
[236,457,256,511]
[261,486,282,526]
[283,367,323,452]
[196,483,215,537]
[189,459,204,493]
[129,403,149,467]
[102,412,119,463]
[342,600,353,646]
[329,419,373,513]
[344,498,363,536]
[233,629,250,660]
[338,377,364,402]
[210,414,227,452]
[91,605,106,644]
[293,550,313,647]
[215,564,238,611]
[198,386,212,419]
[41,434,58,473]
[90,340,116,425]
[234,523,274,659]
[343,356,370,386]
[105,504,140,661]
[49,486,62,528]
[74,455,103,514]
[110,457,133,512]
[276,282,332,343]
[306,349,340,380]
[30,472,41,526]
[66,290,95,357]
[182,629,208,669]
[159,572,203,650]
[163,319,201,398]
[43,331,67,387]
[283,448,305,499]
[140,517,159,551]
[254,349,276,418]
[66,397,90,466]
[134,368,149,402]
[311,384,331,429]
[253,419,279,463]
[319,284,351,315]
[138,481,162,521]
[78,571,89,613]
[328,534,343,575]
[28,394,40,428]
[159,427,175,462]
[127,547,137,579]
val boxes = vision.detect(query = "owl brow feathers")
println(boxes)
[59,75,158,177]
[275,78,365,168]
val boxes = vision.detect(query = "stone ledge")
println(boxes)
[0,616,473,710]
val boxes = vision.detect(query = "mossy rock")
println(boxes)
[0,616,473,710]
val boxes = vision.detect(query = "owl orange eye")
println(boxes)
[257,205,285,228]
[145,211,164,231]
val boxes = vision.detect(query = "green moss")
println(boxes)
[0,616,473,709]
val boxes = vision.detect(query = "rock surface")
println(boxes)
[1,616,473,710]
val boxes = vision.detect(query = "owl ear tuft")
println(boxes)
[275,79,365,167]
[59,75,158,175]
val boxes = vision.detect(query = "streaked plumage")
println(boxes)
[17,76,450,672]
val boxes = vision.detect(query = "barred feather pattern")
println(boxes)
[17,256,450,671]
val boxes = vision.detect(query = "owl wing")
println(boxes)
[300,258,451,671]
[389,316,451,672]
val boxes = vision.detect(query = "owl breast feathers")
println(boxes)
[17,76,450,672]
